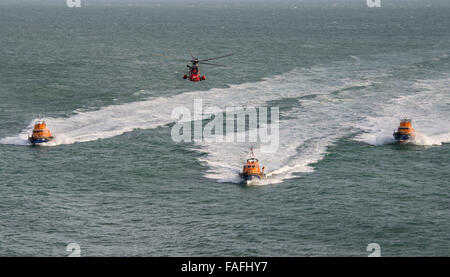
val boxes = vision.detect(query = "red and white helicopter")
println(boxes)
[183,49,234,82]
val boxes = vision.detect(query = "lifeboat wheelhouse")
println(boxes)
[393,118,415,143]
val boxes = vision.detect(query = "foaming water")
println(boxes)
[197,71,450,184]
[196,100,352,185]
[0,71,298,146]
[194,78,377,184]
[0,66,372,147]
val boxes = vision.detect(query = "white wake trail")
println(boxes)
[1,67,371,147]
[355,76,450,146]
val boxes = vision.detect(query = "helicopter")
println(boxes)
[182,50,234,82]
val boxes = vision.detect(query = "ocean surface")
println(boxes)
[0,1,449,256]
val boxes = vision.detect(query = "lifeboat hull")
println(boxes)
[393,132,415,144]
[28,136,54,146]
[240,173,265,185]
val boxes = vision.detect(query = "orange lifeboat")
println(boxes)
[28,119,54,145]
[239,148,266,184]
[393,117,415,143]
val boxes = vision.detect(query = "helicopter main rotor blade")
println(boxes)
[199,53,234,62]
[198,61,227,67]
[187,48,196,60]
